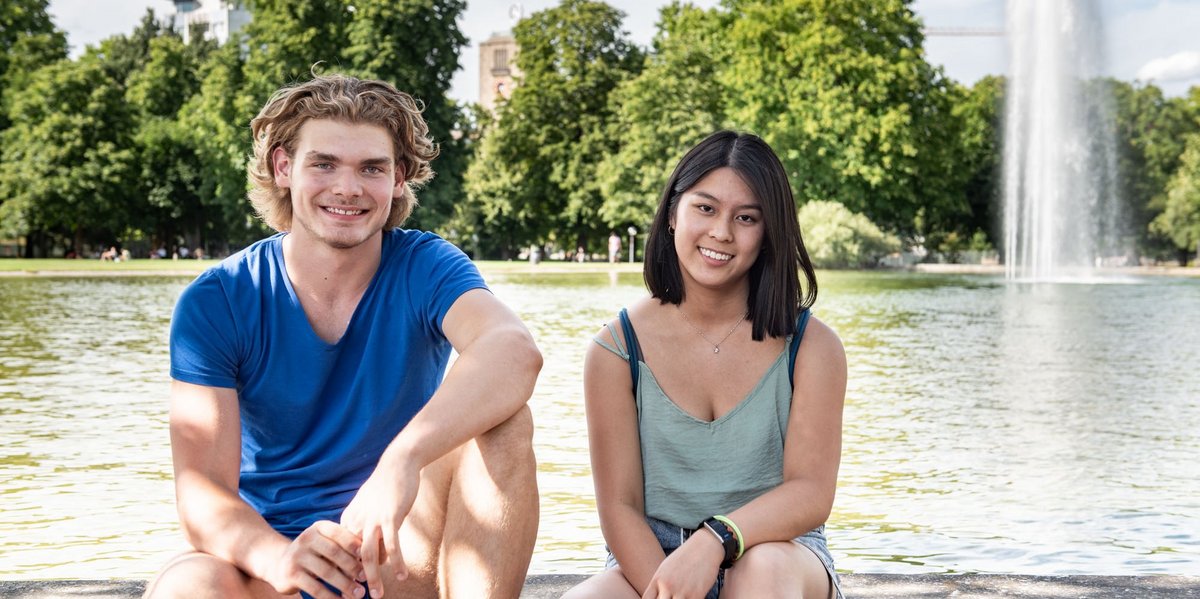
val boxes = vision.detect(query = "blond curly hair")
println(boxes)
[248,74,439,232]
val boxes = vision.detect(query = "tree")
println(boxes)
[1109,80,1200,259]
[341,0,469,232]
[0,51,136,255]
[98,9,172,83]
[0,0,67,132]
[595,2,727,231]
[797,200,899,268]
[126,33,215,252]
[232,0,470,235]
[720,0,964,236]
[178,40,262,252]
[929,75,1004,254]
[1151,133,1200,264]
[464,0,642,257]
[126,33,206,119]
[238,0,348,124]
[460,119,530,258]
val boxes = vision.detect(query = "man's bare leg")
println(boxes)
[143,552,293,599]
[439,405,539,598]
[385,405,538,599]
[147,408,537,599]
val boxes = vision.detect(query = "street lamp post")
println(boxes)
[627,226,637,263]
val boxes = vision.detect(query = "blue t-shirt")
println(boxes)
[169,229,487,536]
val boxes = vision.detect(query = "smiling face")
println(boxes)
[271,119,404,251]
[670,166,765,294]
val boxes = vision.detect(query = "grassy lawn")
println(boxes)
[0,257,645,275]
[0,258,210,273]
[473,260,642,275]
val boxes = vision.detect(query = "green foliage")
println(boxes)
[133,117,202,234]
[721,0,965,235]
[0,52,136,248]
[1109,79,1200,257]
[949,75,1004,246]
[179,40,265,249]
[99,9,172,82]
[127,33,215,249]
[968,229,993,253]
[1187,86,1200,127]
[0,0,67,131]
[127,35,201,118]
[929,228,993,263]
[342,0,464,94]
[1151,133,1200,261]
[463,0,643,256]
[5,0,1196,265]
[238,0,349,123]
[460,125,531,257]
[1,0,471,255]
[595,2,727,230]
[341,0,469,232]
[797,200,899,269]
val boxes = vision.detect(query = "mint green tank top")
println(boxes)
[594,313,806,529]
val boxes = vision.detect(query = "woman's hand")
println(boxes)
[641,532,724,599]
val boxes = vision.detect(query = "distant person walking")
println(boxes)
[608,231,622,263]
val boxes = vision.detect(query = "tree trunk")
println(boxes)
[73,226,84,258]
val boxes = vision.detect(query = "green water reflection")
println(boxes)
[1,271,1198,577]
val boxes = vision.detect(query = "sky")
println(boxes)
[45,0,1200,102]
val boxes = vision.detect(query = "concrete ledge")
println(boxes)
[3,575,1200,598]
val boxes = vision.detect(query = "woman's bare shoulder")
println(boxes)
[588,295,656,354]
[796,315,847,373]
[623,296,664,320]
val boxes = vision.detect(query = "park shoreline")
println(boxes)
[913,263,1200,277]
[1,260,1198,278]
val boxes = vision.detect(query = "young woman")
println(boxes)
[565,131,846,599]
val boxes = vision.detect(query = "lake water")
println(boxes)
[1,269,1198,578]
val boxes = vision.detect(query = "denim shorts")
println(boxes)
[606,516,844,599]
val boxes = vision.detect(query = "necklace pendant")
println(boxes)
[713,347,720,354]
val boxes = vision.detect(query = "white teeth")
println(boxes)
[699,247,732,261]
[325,207,363,216]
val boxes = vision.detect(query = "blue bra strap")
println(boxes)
[788,308,812,389]
[618,308,641,393]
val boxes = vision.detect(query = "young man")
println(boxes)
[145,75,542,599]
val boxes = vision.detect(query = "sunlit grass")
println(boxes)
[0,257,645,275]
[0,258,209,273]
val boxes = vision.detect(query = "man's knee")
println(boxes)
[480,404,534,453]
[468,405,536,493]
[144,553,255,599]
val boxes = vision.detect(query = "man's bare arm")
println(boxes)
[170,380,364,599]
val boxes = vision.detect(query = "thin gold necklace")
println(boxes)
[676,305,748,354]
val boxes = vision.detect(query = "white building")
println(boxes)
[170,0,251,45]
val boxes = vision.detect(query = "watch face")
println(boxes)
[706,518,730,536]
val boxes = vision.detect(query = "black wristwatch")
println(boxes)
[701,517,738,569]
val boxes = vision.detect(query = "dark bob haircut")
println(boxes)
[643,130,818,341]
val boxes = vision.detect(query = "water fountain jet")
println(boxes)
[1003,0,1123,281]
